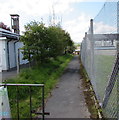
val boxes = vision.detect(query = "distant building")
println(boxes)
[74,46,80,55]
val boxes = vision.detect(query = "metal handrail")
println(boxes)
[0,83,46,120]
[0,83,44,87]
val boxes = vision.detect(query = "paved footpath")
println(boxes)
[45,56,90,118]
[2,70,17,82]
[0,64,29,82]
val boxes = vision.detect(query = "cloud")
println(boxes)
[0,0,106,43]
[0,0,52,16]
[0,0,81,26]
[0,0,106,21]
[94,21,117,34]
[63,13,91,43]
[63,16,117,43]
[0,0,81,17]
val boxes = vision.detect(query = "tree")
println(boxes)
[21,21,48,64]
[21,21,74,64]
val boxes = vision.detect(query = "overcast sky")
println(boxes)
[0,0,108,43]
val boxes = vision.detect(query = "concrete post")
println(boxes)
[90,19,94,35]
[84,32,87,67]
[85,32,87,38]
[90,19,94,80]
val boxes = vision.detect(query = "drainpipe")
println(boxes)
[14,40,19,67]
[7,40,11,71]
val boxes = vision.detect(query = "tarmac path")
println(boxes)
[45,55,90,118]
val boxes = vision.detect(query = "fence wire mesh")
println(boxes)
[81,1,119,119]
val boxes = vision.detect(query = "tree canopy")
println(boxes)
[21,21,74,64]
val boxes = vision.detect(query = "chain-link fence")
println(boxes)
[81,1,119,119]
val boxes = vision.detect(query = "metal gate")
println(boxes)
[0,83,49,120]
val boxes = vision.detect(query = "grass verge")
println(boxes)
[6,54,73,118]
[79,55,103,118]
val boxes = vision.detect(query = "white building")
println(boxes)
[0,28,28,72]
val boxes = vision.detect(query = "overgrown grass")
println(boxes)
[79,56,100,118]
[6,54,73,118]
[80,54,117,118]
[94,55,115,102]
[94,55,118,118]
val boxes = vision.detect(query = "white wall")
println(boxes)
[15,42,29,65]
[0,39,8,71]
[9,41,16,68]
[0,39,29,71]
[0,40,2,72]
[8,41,28,69]
[3,40,8,70]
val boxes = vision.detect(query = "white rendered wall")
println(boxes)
[15,42,28,65]
[9,41,16,68]
[0,40,2,72]
[0,39,28,71]
[0,39,8,71]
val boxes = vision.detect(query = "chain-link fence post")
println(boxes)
[117,41,119,120]
[116,6,119,113]
[90,19,94,80]
[84,32,87,68]
[117,34,119,120]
